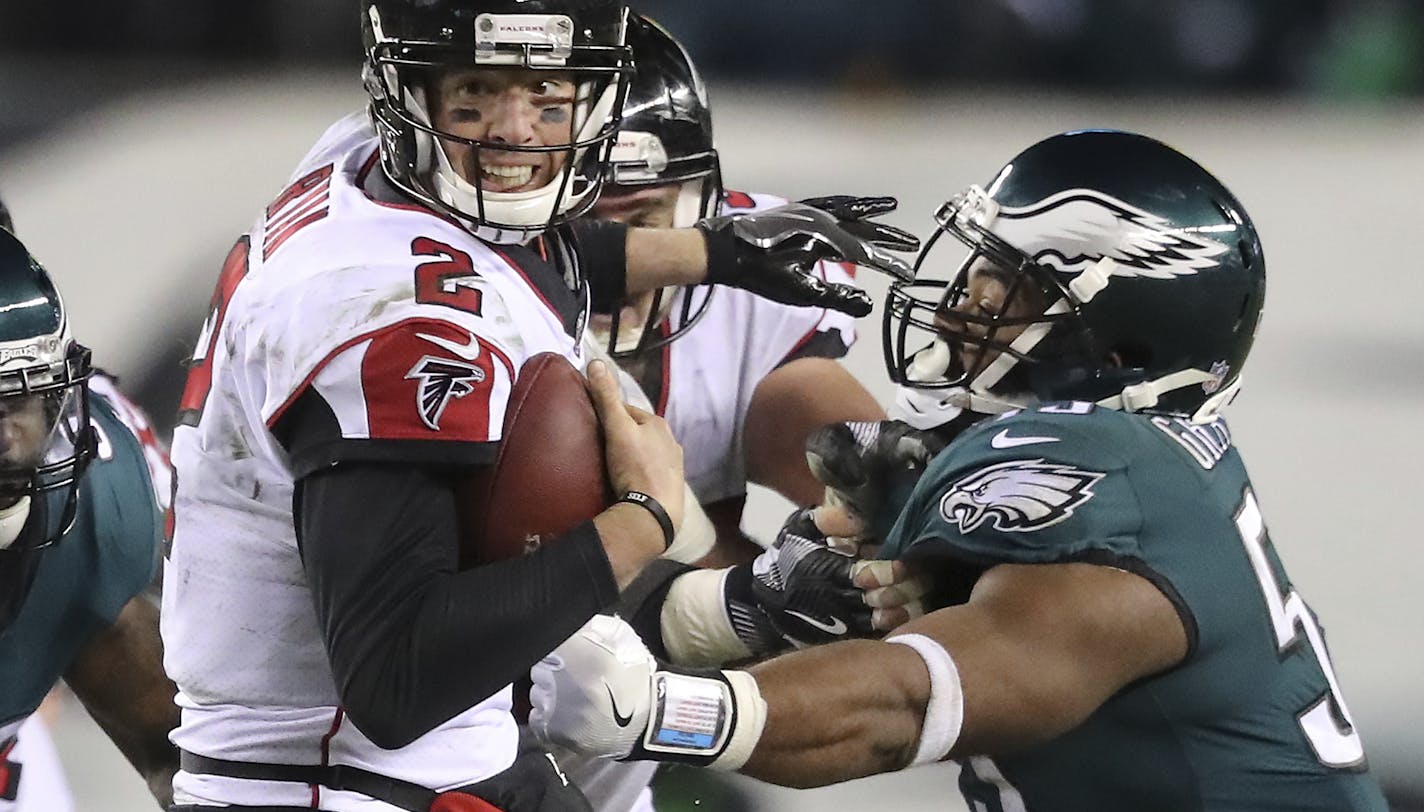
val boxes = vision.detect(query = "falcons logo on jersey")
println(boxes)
[405,355,486,431]
[992,188,1228,279]
[939,459,1105,534]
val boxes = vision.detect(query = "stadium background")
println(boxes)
[0,1,1420,809]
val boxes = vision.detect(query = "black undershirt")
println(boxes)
[281,391,619,750]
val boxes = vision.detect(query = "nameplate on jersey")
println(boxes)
[1150,416,1231,470]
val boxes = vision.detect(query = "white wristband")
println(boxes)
[664,483,716,563]
[661,568,754,667]
[887,633,964,766]
[709,669,767,771]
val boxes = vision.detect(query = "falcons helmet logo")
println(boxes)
[992,188,1228,279]
[405,355,486,431]
[939,459,1105,534]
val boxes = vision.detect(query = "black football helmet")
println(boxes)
[594,13,718,358]
[363,0,633,241]
[0,190,12,233]
[885,130,1266,423]
[0,229,96,554]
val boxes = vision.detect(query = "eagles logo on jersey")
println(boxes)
[938,459,1104,534]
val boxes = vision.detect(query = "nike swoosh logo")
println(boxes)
[990,429,1060,449]
[605,682,634,728]
[784,611,847,636]
[415,331,482,361]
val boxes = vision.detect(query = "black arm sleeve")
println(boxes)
[295,462,619,749]
[561,218,628,312]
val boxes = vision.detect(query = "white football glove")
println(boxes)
[529,614,654,761]
[529,614,766,771]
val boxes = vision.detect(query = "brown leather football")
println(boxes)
[455,352,613,567]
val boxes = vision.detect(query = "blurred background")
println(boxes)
[1,0,1421,809]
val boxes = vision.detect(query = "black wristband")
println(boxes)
[618,490,675,551]
[695,222,739,287]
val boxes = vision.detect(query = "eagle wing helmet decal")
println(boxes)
[939,459,1106,534]
[992,189,1229,279]
[406,355,487,430]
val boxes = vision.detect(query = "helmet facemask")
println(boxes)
[886,187,1089,417]
[0,340,96,552]
[366,7,633,243]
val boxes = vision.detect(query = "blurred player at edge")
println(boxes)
[0,201,178,809]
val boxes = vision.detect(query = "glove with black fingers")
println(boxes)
[724,507,929,651]
[695,195,920,317]
[529,615,767,771]
[805,419,949,539]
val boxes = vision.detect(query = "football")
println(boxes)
[456,352,613,567]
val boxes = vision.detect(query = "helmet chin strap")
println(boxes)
[674,177,714,228]
[0,496,32,550]
[1090,368,1240,424]
[1094,368,1220,415]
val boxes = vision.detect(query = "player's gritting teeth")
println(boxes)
[482,165,535,188]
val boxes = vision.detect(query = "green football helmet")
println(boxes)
[0,229,96,552]
[885,129,1266,424]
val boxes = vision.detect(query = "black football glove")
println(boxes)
[722,507,928,652]
[696,195,920,318]
[805,419,948,538]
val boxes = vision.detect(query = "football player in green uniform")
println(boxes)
[0,218,179,807]
[527,130,1390,810]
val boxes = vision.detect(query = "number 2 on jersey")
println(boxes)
[413,237,483,316]
[1235,487,1365,768]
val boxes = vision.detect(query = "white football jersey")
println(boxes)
[665,190,857,505]
[162,112,588,810]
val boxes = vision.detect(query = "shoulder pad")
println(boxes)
[881,403,1142,565]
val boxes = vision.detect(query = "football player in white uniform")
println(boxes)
[0,208,178,810]
[547,18,924,812]
[160,1,918,810]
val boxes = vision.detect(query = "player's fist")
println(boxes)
[529,614,654,761]
[588,360,685,534]
[733,508,929,648]
[805,419,947,538]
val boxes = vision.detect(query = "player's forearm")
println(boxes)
[299,465,621,748]
[745,358,886,507]
[64,598,180,807]
[624,228,708,294]
[594,501,677,588]
[738,639,928,788]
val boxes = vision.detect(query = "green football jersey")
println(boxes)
[881,403,1387,811]
[0,387,163,726]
